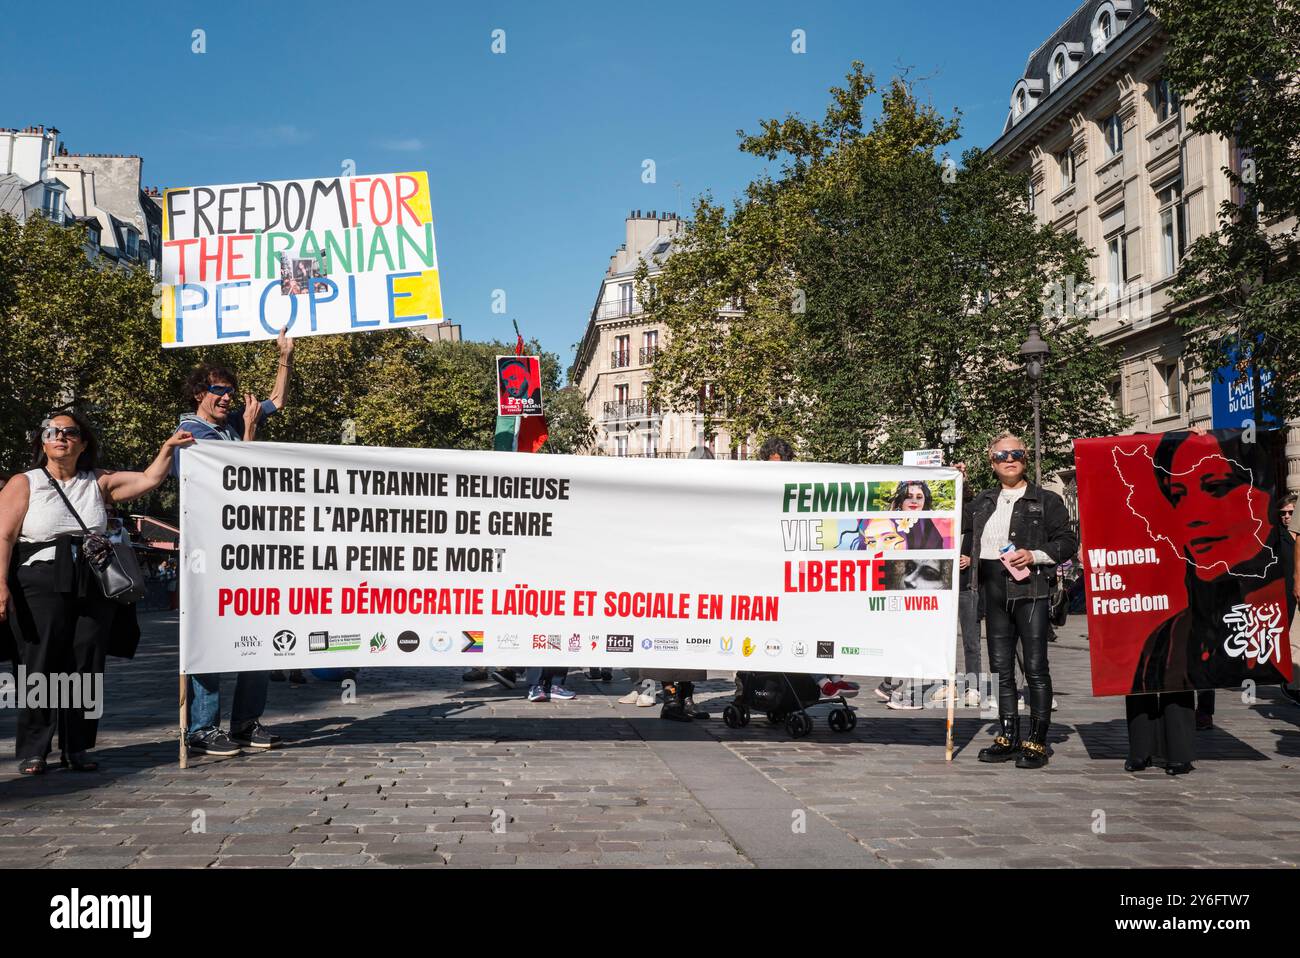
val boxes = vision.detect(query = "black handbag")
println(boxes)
[40,468,145,605]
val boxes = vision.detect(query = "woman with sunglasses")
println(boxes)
[961,430,1077,768]
[0,410,193,774]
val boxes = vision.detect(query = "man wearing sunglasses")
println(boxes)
[175,327,295,756]
[960,431,1077,769]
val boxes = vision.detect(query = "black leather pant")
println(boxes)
[980,560,1052,721]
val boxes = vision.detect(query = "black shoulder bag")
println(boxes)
[41,468,145,604]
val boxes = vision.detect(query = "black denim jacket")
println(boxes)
[961,484,1077,600]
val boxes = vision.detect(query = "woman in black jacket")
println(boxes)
[962,431,1077,768]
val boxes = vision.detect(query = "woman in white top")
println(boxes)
[0,409,192,775]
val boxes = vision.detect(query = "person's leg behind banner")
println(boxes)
[1159,690,1196,774]
[230,671,280,749]
[187,672,242,756]
[1195,689,1215,730]
[546,667,575,700]
[958,587,982,707]
[525,666,548,702]
[1124,693,1158,771]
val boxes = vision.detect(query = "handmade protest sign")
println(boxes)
[180,442,962,676]
[159,171,444,347]
[496,355,544,417]
[1074,429,1294,696]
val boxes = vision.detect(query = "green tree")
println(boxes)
[354,337,564,451]
[643,65,1128,479]
[538,384,596,454]
[1,214,567,517]
[1149,0,1300,422]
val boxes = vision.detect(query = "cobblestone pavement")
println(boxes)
[0,614,1297,868]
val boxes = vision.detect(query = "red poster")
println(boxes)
[1074,429,1293,696]
[496,355,544,417]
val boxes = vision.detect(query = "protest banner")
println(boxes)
[1074,429,1294,696]
[179,442,962,678]
[159,171,444,348]
[496,355,544,417]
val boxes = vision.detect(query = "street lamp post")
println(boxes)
[1020,324,1051,486]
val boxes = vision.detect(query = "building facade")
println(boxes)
[572,210,747,458]
[1,124,160,274]
[988,0,1299,492]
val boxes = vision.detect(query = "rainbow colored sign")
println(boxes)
[159,171,444,347]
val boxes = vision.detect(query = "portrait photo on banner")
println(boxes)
[1074,428,1295,696]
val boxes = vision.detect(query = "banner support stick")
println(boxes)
[179,673,189,769]
[944,672,956,762]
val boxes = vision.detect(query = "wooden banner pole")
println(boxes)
[179,673,189,769]
[944,672,957,762]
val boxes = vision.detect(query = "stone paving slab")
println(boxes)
[0,613,1297,868]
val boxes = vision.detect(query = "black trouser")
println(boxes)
[980,560,1051,721]
[1126,691,1195,765]
[8,561,113,759]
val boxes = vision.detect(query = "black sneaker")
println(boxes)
[489,668,517,689]
[462,667,488,681]
[188,728,243,756]
[230,722,282,750]
[269,670,286,682]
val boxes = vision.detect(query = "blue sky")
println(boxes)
[3,0,1083,374]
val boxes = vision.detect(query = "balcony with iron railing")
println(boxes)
[609,346,661,369]
[592,300,639,322]
[602,398,650,419]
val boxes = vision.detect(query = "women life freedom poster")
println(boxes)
[1074,429,1294,696]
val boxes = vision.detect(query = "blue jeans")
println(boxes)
[188,672,269,735]
[525,668,567,689]
[959,587,982,677]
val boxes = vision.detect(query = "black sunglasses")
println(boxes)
[42,425,83,441]
[207,384,236,397]
[991,449,1027,463]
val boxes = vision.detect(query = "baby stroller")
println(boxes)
[722,671,858,738]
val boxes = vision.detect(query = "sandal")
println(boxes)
[19,757,47,775]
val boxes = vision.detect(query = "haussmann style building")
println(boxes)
[988,0,1299,493]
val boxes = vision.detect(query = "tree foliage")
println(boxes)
[642,64,1128,481]
[1150,0,1300,421]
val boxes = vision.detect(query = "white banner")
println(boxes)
[159,171,444,348]
[179,442,961,678]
